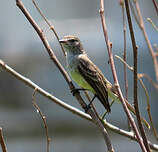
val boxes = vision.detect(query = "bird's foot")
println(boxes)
[84,103,91,113]
[71,88,87,96]
[84,95,96,113]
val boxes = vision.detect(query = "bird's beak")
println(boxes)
[59,39,67,43]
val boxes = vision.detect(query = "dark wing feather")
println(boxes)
[77,55,111,112]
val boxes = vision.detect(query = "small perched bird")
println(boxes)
[59,35,115,113]
[59,35,150,127]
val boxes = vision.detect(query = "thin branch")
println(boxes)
[141,73,158,91]
[154,44,158,55]
[147,18,158,32]
[138,75,158,141]
[116,55,158,141]
[32,0,66,56]
[0,59,158,151]
[32,88,51,152]
[152,0,158,15]
[99,0,147,151]
[129,0,140,28]
[134,0,158,83]
[0,128,7,152]
[120,0,131,131]
[16,0,114,151]
[124,1,150,151]
[120,0,128,105]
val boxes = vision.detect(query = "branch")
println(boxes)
[141,73,158,91]
[134,0,158,83]
[32,0,66,56]
[116,55,158,141]
[120,0,131,131]
[99,0,147,151]
[124,0,150,151]
[32,89,51,152]
[15,0,114,151]
[152,0,158,15]
[147,18,158,32]
[0,128,7,152]
[0,59,158,151]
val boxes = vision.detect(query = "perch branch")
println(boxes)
[0,59,158,151]
[16,0,114,151]
[32,0,66,56]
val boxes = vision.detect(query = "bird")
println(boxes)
[59,35,150,128]
[59,35,117,113]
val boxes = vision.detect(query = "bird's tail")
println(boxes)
[97,95,111,113]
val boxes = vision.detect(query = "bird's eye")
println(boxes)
[69,39,76,43]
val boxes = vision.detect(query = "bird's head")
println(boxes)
[59,35,84,54]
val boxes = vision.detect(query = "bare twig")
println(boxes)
[120,0,131,131]
[16,0,114,151]
[147,18,158,32]
[32,0,66,56]
[0,59,158,151]
[134,0,158,83]
[116,55,158,141]
[141,73,158,91]
[99,0,147,151]
[152,0,158,15]
[0,128,7,152]
[32,88,51,152]
[120,0,128,105]
[138,75,158,141]
[124,1,150,151]
[129,0,140,28]
[154,44,158,55]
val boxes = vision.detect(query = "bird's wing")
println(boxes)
[77,55,111,112]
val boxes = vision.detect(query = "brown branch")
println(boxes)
[116,55,158,141]
[134,1,158,83]
[124,0,150,151]
[121,0,128,103]
[120,0,131,131]
[141,73,158,91]
[0,59,158,151]
[138,74,158,141]
[32,88,51,152]
[99,0,148,151]
[147,18,158,32]
[152,0,158,15]
[0,128,7,152]
[16,0,114,151]
[32,0,66,56]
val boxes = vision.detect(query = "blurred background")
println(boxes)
[0,0,158,152]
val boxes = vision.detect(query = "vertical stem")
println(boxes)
[124,0,151,152]
[121,0,131,131]
[134,0,158,83]
[0,128,7,152]
[99,0,147,151]
[152,0,158,15]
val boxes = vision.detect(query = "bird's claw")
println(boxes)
[84,104,91,113]
[71,88,87,96]
[71,88,80,96]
